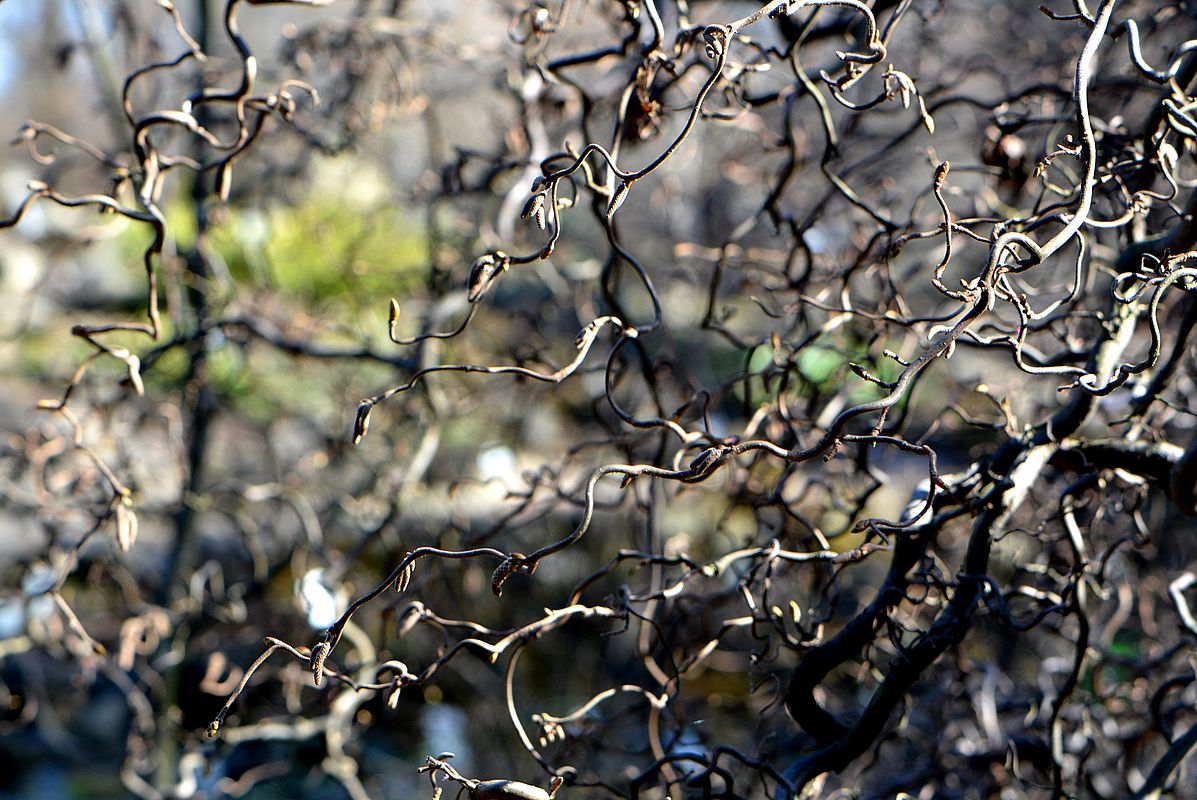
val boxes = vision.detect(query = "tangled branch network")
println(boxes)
[3,1,1197,798]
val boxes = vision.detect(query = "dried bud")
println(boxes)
[934,161,950,190]
[471,780,553,800]
[395,561,415,592]
[1159,142,1179,171]
[388,298,401,338]
[491,555,518,597]
[490,552,530,597]
[520,192,545,222]
[353,401,373,444]
[310,641,330,686]
[919,97,935,134]
[888,67,915,109]
[467,252,509,303]
[702,25,729,60]
[217,162,233,202]
[115,501,138,552]
[573,319,601,349]
[606,182,630,220]
[397,602,424,637]
[125,354,144,397]
[688,448,720,473]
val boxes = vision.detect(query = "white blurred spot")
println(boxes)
[476,445,517,483]
[0,598,25,638]
[296,568,342,630]
[21,563,55,597]
[803,227,829,254]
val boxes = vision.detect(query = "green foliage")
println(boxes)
[208,198,427,307]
